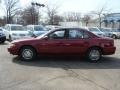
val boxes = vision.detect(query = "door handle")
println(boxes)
[64,44,71,46]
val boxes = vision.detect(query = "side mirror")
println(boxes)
[42,36,48,40]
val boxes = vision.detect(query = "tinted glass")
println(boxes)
[69,29,83,39]
[49,30,65,39]
[34,26,45,31]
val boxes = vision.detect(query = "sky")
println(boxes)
[0,0,120,17]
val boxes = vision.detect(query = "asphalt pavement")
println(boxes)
[0,40,120,90]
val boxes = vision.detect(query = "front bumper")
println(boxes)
[102,46,116,55]
[8,45,19,55]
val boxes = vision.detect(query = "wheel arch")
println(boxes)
[18,45,38,55]
[86,46,103,54]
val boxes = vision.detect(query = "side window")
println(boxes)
[49,30,65,39]
[8,26,10,31]
[69,29,83,39]
[83,32,90,39]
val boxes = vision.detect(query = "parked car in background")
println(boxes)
[4,24,31,41]
[110,29,120,39]
[26,25,48,37]
[45,25,62,31]
[8,28,116,62]
[99,28,113,38]
[85,27,106,37]
[0,27,6,43]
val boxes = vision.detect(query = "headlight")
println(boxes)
[12,33,17,36]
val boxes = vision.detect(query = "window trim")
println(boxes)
[48,29,67,40]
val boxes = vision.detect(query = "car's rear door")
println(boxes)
[63,29,90,54]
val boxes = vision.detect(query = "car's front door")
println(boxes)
[38,29,68,54]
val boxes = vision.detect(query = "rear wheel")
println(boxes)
[19,46,37,61]
[86,48,101,62]
[112,35,117,39]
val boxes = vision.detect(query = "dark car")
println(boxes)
[8,28,116,62]
[0,28,6,43]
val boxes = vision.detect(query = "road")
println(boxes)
[0,40,120,90]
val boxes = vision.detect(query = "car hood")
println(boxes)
[10,31,29,34]
[11,38,36,43]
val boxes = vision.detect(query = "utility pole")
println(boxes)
[31,2,45,25]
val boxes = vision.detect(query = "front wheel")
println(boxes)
[19,46,37,61]
[86,48,101,62]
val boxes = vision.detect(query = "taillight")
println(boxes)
[101,42,113,47]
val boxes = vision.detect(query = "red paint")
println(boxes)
[8,28,116,56]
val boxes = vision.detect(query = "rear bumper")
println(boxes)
[102,47,116,55]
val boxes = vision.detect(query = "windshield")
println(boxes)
[11,26,24,31]
[37,30,52,39]
[89,28,100,32]
[34,26,46,31]
[100,29,112,32]
[112,29,120,32]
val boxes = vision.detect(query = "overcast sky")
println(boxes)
[0,0,120,17]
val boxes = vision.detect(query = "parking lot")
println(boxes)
[0,40,120,90]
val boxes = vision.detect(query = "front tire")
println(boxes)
[86,48,101,62]
[9,35,12,42]
[19,46,37,61]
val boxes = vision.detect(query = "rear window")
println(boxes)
[34,26,45,31]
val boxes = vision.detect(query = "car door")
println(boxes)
[63,29,90,54]
[38,29,68,54]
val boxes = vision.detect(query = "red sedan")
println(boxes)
[8,28,116,62]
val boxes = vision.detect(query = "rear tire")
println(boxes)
[86,47,102,62]
[19,46,37,61]
[112,35,117,39]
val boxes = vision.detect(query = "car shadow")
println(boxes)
[12,56,120,69]
[0,42,9,45]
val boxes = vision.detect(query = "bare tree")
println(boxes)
[21,6,39,25]
[3,0,20,24]
[82,14,91,26]
[46,4,59,25]
[64,12,81,22]
[91,5,111,28]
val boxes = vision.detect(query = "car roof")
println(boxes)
[5,24,23,26]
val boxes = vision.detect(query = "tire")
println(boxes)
[19,46,37,61]
[9,35,12,42]
[1,40,5,43]
[112,35,117,39]
[86,47,102,62]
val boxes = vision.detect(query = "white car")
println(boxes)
[111,29,120,39]
[85,27,106,37]
[45,25,62,31]
[4,24,31,41]
[26,25,48,37]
